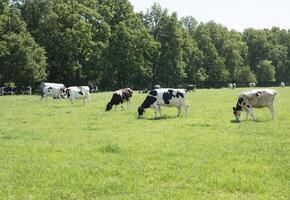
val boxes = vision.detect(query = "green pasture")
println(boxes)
[0,88,289,199]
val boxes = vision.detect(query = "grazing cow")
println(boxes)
[228,83,236,89]
[66,86,90,104]
[137,88,188,118]
[232,83,236,89]
[106,88,133,111]
[232,89,277,121]
[42,86,64,100]
[249,82,256,87]
[186,84,196,92]
[279,82,285,88]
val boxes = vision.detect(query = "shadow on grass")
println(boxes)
[187,123,211,127]
[138,115,180,121]
[230,119,272,123]
[230,119,241,123]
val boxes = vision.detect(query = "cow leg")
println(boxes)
[158,107,162,117]
[176,107,181,117]
[245,110,249,120]
[182,103,189,117]
[249,107,255,120]
[269,105,275,120]
[127,98,131,108]
[153,105,161,119]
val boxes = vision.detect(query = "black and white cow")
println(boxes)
[105,88,133,111]
[232,89,277,121]
[137,88,188,118]
[279,82,285,88]
[249,82,256,87]
[42,86,64,100]
[232,83,236,89]
[66,86,90,104]
[186,84,196,92]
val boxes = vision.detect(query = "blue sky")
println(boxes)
[129,0,290,32]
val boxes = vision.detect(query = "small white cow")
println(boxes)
[279,82,285,88]
[41,86,64,100]
[228,83,233,89]
[137,88,188,118]
[249,82,256,87]
[232,89,277,121]
[232,83,236,89]
[66,86,90,104]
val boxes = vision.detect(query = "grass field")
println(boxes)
[0,88,289,199]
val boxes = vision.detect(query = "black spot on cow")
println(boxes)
[168,89,176,97]
[106,93,123,111]
[149,90,157,96]
[256,91,261,96]
[66,89,70,98]
[176,91,184,98]
[163,92,173,104]
[243,102,246,105]
[79,90,84,95]
[246,105,250,108]
[237,97,243,105]
[138,96,157,116]
[48,87,52,90]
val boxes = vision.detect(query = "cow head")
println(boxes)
[233,107,241,121]
[233,97,243,120]
[137,106,145,117]
[105,103,113,111]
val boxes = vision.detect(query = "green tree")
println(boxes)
[144,5,186,87]
[194,23,229,84]
[98,0,158,89]
[256,60,275,82]
[0,6,46,86]
[20,0,110,85]
[235,66,257,84]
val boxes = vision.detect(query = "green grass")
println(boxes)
[0,88,289,199]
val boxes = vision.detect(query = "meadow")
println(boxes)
[0,88,289,199]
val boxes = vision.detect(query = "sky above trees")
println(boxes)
[129,0,290,32]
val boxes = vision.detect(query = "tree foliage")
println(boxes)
[0,5,46,86]
[1,1,290,89]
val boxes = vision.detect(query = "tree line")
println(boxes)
[1,0,290,90]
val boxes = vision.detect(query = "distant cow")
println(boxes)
[232,89,277,121]
[228,83,233,89]
[137,88,188,118]
[153,85,161,89]
[249,82,256,87]
[42,86,64,100]
[66,86,90,104]
[228,83,236,89]
[186,84,196,92]
[106,88,133,111]
[279,82,285,88]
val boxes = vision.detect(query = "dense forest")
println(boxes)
[1,0,290,90]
